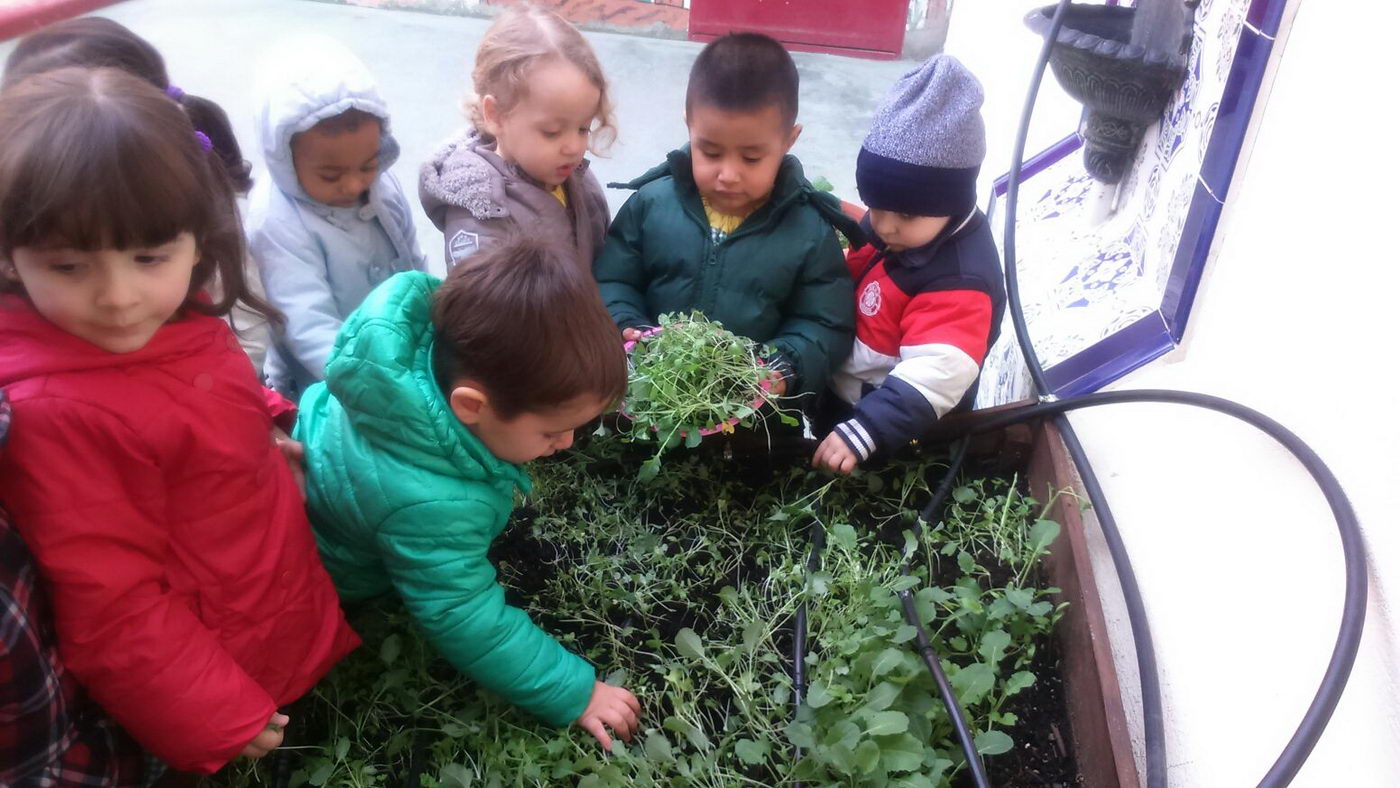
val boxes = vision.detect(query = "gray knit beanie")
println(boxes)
[856,55,986,217]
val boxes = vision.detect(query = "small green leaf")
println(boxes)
[439,763,474,788]
[684,430,703,449]
[735,738,770,765]
[1004,587,1035,610]
[879,733,924,773]
[308,763,332,786]
[901,529,919,560]
[950,662,996,706]
[926,757,956,782]
[805,680,832,709]
[952,486,977,504]
[829,523,858,550]
[1028,519,1061,554]
[335,736,349,760]
[379,633,401,665]
[664,715,713,752]
[865,710,910,736]
[862,681,901,712]
[638,458,661,482]
[644,732,674,762]
[979,629,1012,665]
[889,575,921,592]
[823,720,861,751]
[1004,670,1037,695]
[957,550,977,574]
[890,625,918,644]
[975,730,1014,756]
[675,627,705,660]
[871,647,905,677]
[742,620,766,652]
[855,739,882,774]
[825,743,857,772]
[786,721,817,749]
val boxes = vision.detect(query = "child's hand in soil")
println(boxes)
[813,432,859,475]
[240,712,289,759]
[577,681,640,751]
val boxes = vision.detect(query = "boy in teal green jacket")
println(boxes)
[295,239,639,750]
[593,32,862,400]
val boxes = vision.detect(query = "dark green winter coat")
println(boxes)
[295,272,594,727]
[593,147,863,397]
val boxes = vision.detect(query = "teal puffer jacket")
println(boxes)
[592,147,864,397]
[295,272,594,726]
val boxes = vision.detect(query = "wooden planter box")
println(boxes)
[1026,420,1140,788]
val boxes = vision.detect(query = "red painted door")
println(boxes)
[689,0,910,60]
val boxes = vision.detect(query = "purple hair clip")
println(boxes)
[194,131,213,153]
[164,84,185,101]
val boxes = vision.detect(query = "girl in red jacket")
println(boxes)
[0,67,358,774]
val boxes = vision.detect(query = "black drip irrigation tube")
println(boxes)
[788,437,996,788]
[979,1,1369,784]
[894,438,991,787]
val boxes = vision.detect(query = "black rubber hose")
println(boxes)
[942,390,1367,787]
[1003,0,1169,782]
[791,515,826,780]
[897,439,991,786]
[1004,0,1071,397]
[1051,412,1165,783]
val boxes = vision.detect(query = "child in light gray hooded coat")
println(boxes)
[419,5,613,273]
[248,36,426,397]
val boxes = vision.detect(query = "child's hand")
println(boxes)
[240,712,290,759]
[576,680,640,751]
[272,428,307,500]
[622,327,643,343]
[767,369,787,398]
[812,432,859,475]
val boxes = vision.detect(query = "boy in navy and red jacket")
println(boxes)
[814,56,1006,474]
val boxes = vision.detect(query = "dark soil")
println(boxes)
[950,633,1082,788]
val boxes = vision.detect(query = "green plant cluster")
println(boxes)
[622,312,781,480]
[213,441,1066,788]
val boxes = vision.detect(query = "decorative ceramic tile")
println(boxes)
[979,0,1285,406]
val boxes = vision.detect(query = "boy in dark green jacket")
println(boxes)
[593,32,862,400]
[295,240,640,750]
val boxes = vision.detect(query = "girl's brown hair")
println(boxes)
[431,236,626,420]
[0,67,277,324]
[465,4,616,155]
[4,17,254,193]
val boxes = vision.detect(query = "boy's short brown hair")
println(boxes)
[431,238,625,420]
[686,32,799,127]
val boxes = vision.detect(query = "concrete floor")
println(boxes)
[0,0,910,274]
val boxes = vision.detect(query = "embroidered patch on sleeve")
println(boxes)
[859,280,883,317]
[448,230,480,266]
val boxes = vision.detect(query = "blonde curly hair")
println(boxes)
[464,4,616,155]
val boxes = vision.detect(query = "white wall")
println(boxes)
[951,2,1399,785]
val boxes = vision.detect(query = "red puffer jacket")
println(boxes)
[0,296,359,773]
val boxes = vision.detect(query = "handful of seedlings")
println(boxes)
[621,311,780,479]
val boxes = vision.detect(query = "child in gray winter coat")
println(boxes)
[248,35,426,397]
[419,5,613,274]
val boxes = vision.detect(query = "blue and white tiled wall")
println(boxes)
[978,0,1289,406]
